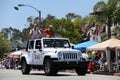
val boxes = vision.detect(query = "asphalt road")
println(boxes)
[0,69,120,80]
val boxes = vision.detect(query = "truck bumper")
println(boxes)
[52,60,89,70]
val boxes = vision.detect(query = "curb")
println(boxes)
[114,73,120,76]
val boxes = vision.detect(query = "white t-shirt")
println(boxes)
[30,29,41,39]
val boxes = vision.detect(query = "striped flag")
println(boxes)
[91,25,99,35]
[100,26,106,33]
[81,24,87,34]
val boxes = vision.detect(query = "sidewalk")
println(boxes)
[92,71,120,76]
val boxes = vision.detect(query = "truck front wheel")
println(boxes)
[44,58,58,76]
[21,60,30,75]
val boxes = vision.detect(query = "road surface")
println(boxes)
[0,69,119,80]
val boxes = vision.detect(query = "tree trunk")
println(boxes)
[107,17,112,38]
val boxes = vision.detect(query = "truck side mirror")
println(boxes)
[72,46,74,49]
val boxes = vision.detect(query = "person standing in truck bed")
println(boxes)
[29,23,41,39]
[43,25,55,38]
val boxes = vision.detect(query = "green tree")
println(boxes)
[27,16,34,27]
[10,28,22,41]
[112,8,120,24]
[42,14,56,28]
[1,28,11,39]
[45,14,84,44]
[0,32,10,59]
[93,0,119,38]
[1,27,21,41]
[112,26,120,39]
[66,13,78,20]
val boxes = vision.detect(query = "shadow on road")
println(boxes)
[30,73,74,76]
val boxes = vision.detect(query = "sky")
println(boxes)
[0,0,107,31]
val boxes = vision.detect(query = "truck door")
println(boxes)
[28,40,35,64]
[33,40,42,65]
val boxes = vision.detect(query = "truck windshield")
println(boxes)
[43,39,70,48]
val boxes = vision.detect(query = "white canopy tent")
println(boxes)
[87,38,120,51]
[87,38,120,72]
[8,51,22,59]
[115,46,120,66]
[9,51,22,56]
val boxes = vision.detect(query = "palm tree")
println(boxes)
[93,0,119,38]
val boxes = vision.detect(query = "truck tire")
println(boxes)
[44,58,58,76]
[21,60,30,75]
[75,65,87,76]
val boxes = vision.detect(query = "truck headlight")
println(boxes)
[78,52,82,57]
[78,52,82,60]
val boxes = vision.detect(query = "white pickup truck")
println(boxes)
[20,38,88,76]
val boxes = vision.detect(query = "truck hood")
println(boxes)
[43,48,80,53]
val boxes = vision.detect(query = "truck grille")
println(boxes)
[63,52,78,60]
